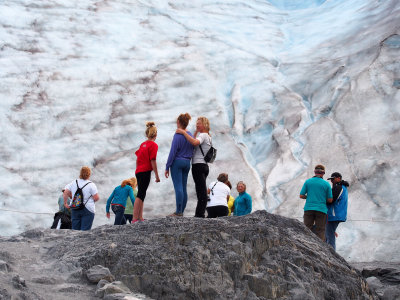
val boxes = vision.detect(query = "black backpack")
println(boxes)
[199,141,217,163]
[70,180,91,210]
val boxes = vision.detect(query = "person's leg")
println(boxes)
[80,208,95,231]
[171,160,184,214]
[303,210,315,231]
[134,171,151,221]
[71,209,82,230]
[181,160,191,213]
[112,206,126,225]
[193,164,209,218]
[314,211,327,241]
[124,214,133,224]
[206,206,217,218]
[326,221,340,250]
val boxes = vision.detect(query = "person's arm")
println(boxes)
[300,182,307,199]
[332,184,342,202]
[105,190,113,218]
[327,197,333,204]
[151,160,160,182]
[176,128,200,146]
[165,134,179,174]
[63,189,72,209]
[326,185,333,204]
[245,194,252,214]
[300,194,307,199]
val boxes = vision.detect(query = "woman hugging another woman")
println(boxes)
[176,116,211,218]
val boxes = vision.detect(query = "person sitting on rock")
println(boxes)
[233,181,252,216]
[106,179,135,225]
[206,173,230,218]
[51,189,71,229]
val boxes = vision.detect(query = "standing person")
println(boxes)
[124,177,138,224]
[233,181,252,216]
[299,164,333,241]
[51,189,71,229]
[207,173,230,218]
[326,172,349,250]
[176,116,211,218]
[63,166,100,231]
[106,179,135,225]
[132,122,160,223]
[165,113,194,217]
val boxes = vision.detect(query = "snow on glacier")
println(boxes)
[0,0,399,262]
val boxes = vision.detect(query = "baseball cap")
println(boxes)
[327,172,342,180]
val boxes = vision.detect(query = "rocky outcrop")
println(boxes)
[0,211,383,299]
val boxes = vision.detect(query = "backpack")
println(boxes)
[70,180,92,210]
[199,138,217,163]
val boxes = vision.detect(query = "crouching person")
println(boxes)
[106,179,135,225]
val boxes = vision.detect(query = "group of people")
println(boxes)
[300,164,349,250]
[51,117,348,252]
[52,114,252,231]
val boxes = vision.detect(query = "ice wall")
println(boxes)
[0,0,399,262]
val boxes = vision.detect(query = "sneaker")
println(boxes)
[131,219,140,224]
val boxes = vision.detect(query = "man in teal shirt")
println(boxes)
[300,164,333,241]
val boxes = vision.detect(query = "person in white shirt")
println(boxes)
[63,166,100,230]
[176,116,212,218]
[206,173,230,218]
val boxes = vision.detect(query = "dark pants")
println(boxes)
[326,221,340,250]
[112,205,126,225]
[206,206,229,218]
[51,212,71,229]
[303,210,327,241]
[136,171,151,201]
[124,214,133,224]
[192,163,209,218]
[71,207,95,231]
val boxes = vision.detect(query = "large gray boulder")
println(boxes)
[46,211,375,299]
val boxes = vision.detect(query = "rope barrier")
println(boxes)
[0,208,54,215]
[0,208,398,223]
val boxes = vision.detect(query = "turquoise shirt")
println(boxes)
[233,192,252,216]
[300,177,333,214]
[106,185,135,213]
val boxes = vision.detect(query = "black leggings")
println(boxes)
[206,205,228,218]
[192,163,209,218]
[136,171,151,201]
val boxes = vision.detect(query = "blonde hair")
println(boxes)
[197,116,210,134]
[129,177,137,189]
[121,179,131,188]
[145,121,157,139]
[79,166,91,180]
[177,113,191,129]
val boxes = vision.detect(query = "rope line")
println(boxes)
[0,208,398,222]
[0,208,54,215]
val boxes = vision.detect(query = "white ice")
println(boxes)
[0,0,399,262]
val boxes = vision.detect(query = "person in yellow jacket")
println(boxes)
[225,181,235,216]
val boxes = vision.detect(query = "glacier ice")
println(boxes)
[0,0,399,262]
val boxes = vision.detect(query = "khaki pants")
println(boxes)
[303,210,327,241]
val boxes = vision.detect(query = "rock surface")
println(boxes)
[0,211,383,299]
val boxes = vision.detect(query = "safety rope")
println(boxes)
[0,208,54,215]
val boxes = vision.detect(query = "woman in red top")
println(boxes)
[132,122,160,223]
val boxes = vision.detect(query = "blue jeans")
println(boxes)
[171,159,191,214]
[326,221,340,250]
[112,205,126,225]
[71,207,95,231]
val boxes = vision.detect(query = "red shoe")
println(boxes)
[131,219,139,224]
